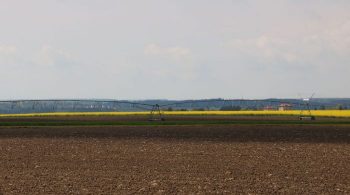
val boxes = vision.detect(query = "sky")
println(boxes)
[0,0,349,100]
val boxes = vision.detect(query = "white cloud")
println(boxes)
[144,43,192,61]
[141,43,198,81]
[0,45,77,72]
[226,20,350,68]
[325,21,350,56]
[227,36,299,64]
[32,45,76,68]
[0,44,19,67]
[0,45,17,54]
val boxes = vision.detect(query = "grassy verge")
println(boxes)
[1,120,350,127]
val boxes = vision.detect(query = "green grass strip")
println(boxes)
[1,120,350,127]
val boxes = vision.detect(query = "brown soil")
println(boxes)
[0,125,349,194]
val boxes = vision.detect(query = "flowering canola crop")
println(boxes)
[1,110,350,118]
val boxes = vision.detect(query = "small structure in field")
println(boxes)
[263,106,276,111]
[278,103,292,111]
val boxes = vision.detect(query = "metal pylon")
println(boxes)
[149,104,164,121]
[299,102,315,120]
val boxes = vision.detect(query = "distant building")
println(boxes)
[279,103,292,111]
[263,106,276,111]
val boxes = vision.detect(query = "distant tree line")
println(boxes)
[220,106,241,111]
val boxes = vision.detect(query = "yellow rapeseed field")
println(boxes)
[1,110,350,118]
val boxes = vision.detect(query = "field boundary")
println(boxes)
[1,120,350,127]
[1,110,350,118]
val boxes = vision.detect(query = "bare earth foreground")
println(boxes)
[0,124,349,194]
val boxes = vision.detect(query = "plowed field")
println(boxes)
[0,122,349,194]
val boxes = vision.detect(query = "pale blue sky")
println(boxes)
[1,0,349,99]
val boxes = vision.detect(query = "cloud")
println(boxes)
[0,45,17,55]
[0,44,17,63]
[0,44,78,72]
[225,20,350,71]
[140,43,198,81]
[227,36,299,64]
[325,21,350,56]
[32,45,76,68]
[144,43,192,61]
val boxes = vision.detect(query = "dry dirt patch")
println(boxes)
[0,125,349,194]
